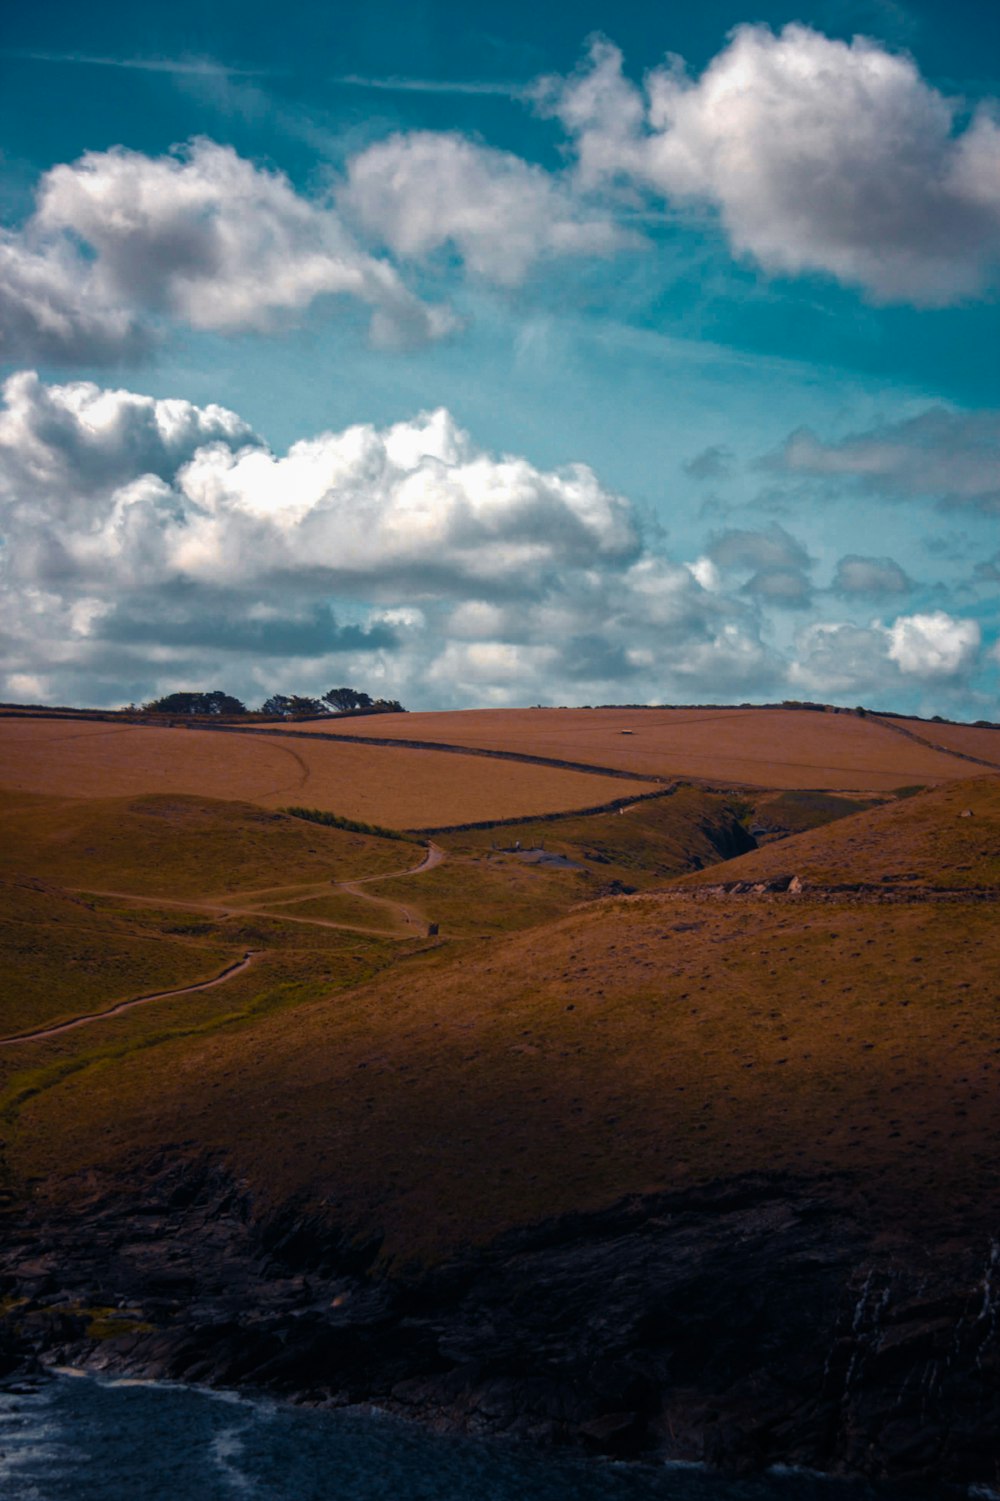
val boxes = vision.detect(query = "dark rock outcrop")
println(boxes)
[1,1161,996,1492]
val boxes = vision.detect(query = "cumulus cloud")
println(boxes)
[0,374,638,598]
[0,234,150,365]
[774,409,1000,512]
[1,140,454,363]
[0,370,790,709]
[342,131,631,285]
[11,371,991,713]
[539,26,1000,304]
[833,554,912,595]
[789,609,984,695]
[887,610,981,677]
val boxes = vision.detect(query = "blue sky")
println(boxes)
[0,0,998,715]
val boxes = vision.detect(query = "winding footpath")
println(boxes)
[0,843,445,1048]
[0,951,261,1047]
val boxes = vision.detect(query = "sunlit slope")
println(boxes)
[280,706,974,789]
[678,775,1000,891]
[0,791,411,897]
[0,876,237,1037]
[12,782,999,1263]
[0,792,418,1037]
[880,714,1000,768]
[0,719,656,828]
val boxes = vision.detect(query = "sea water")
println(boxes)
[0,1373,907,1501]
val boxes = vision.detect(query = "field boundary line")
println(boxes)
[158,721,667,784]
[867,714,1000,773]
[404,786,681,835]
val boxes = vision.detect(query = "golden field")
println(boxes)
[279,705,978,789]
[0,717,656,828]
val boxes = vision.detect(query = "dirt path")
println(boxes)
[0,952,260,1047]
[0,844,448,1050]
[334,841,444,932]
[9,843,449,1048]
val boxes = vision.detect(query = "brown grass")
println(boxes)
[0,878,236,1036]
[7,782,1000,1264]
[679,775,1000,891]
[0,791,413,896]
[0,719,656,828]
[888,715,1000,767]
[12,884,999,1262]
[281,706,976,789]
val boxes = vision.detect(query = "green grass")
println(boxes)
[0,791,411,897]
[0,879,238,1036]
[282,805,422,843]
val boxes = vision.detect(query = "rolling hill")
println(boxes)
[0,704,997,1489]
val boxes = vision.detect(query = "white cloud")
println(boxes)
[0,372,790,709]
[685,557,721,591]
[887,610,981,677]
[0,374,639,598]
[541,26,1000,304]
[17,371,988,714]
[0,233,149,364]
[1,140,454,363]
[342,130,631,285]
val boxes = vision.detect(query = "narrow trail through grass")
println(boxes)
[0,843,449,1049]
[0,951,260,1045]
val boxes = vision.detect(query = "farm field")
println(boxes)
[0,717,656,829]
[880,713,1000,767]
[279,705,978,789]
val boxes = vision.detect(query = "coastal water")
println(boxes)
[0,1373,905,1501]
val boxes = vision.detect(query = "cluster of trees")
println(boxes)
[141,687,404,718]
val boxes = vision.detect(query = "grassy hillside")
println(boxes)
[0,791,413,896]
[679,775,1000,891]
[4,775,998,1270]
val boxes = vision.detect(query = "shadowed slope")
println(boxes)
[9,782,999,1265]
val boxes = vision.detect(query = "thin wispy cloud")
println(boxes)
[333,73,525,98]
[4,50,271,78]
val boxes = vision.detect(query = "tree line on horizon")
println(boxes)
[138,687,405,718]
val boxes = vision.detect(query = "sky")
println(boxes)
[0,0,998,717]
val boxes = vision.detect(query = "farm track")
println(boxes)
[0,845,446,1047]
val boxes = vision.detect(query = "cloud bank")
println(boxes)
[1,372,990,712]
